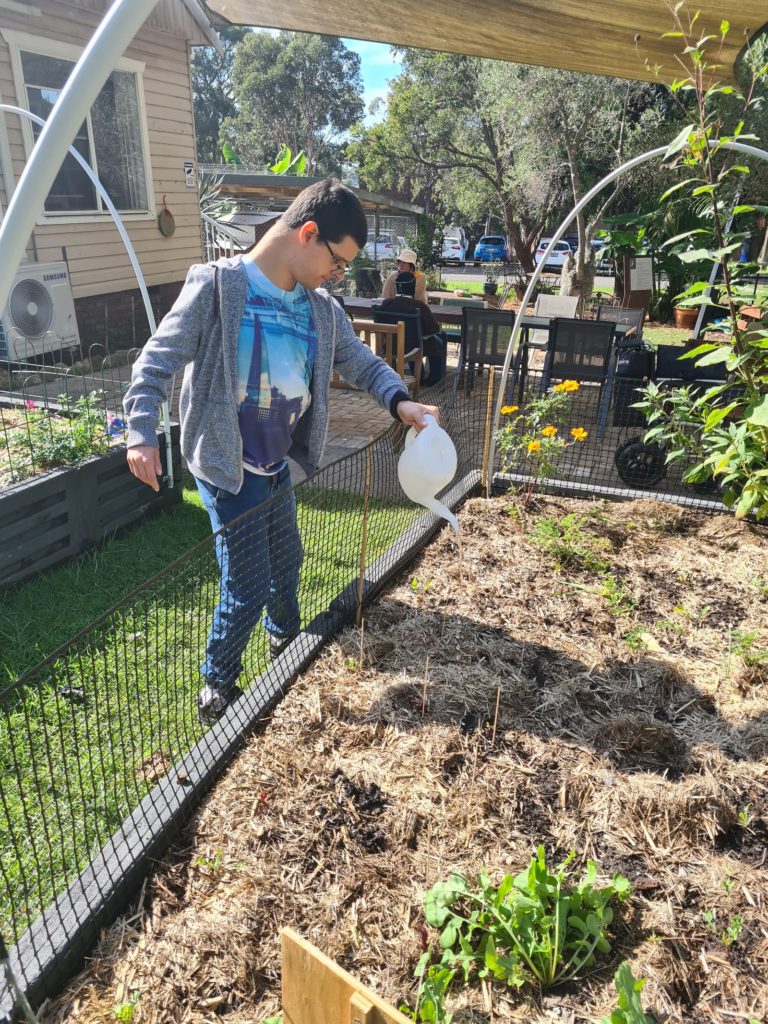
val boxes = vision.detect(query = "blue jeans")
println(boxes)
[195,465,302,689]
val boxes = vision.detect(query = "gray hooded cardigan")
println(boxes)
[123,256,409,493]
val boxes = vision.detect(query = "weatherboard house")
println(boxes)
[0,0,219,354]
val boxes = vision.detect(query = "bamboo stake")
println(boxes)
[481,366,496,497]
[491,686,501,746]
[355,437,373,627]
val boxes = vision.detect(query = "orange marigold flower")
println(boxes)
[500,404,519,415]
[541,425,558,437]
[563,380,580,392]
[527,440,542,453]
[570,427,588,442]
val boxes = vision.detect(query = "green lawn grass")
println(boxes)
[0,481,420,943]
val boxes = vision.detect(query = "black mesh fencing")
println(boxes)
[0,365,731,1014]
[0,377,491,1013]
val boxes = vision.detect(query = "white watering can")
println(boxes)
[397,414,460,533]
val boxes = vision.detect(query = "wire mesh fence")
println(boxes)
[0,377,491,1009]
[0,356,738,1011]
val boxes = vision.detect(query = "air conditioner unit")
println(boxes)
[0,261,81,363]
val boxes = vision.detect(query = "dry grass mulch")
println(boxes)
[39,495,768,1024]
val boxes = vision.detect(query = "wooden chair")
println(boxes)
[332,318,420,395]
[372,309,425,397]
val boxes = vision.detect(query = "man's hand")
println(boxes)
[396,400,440,432]
[127,445,162,491]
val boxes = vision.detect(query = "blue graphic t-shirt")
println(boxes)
[236,260,317,474]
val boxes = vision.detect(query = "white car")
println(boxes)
[534,239,573,271]
[363,233,404,262]
[441,235,467,263]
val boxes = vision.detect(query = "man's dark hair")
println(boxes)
[281,177,368,248]
[395,271,416,297]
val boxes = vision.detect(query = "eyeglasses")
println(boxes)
[321,237,349,274]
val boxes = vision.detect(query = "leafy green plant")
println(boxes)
[732,631,768,667]
[269,143,307,176]
[738,802,754,829]
[261,1016,284,1024]
[601,575,638,616]
[635,8,768,519]
[113,992,140,1022]
[601,962,653,1024]
[198,171,235,220]
[484,260,503,287]
[194,847,223,874]
[623,627,650,651]
[423,847,630,991]
[532,512,612,574]
[703,909,744,946]
[400,955,455,1024]
[18,392,112,481]
[496,381,590,501]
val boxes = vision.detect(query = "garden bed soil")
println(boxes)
[38,495,768,1024]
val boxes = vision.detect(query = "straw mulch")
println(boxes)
[40,495,768,1024]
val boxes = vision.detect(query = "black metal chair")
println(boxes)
[372,309,424,397]
[596,304,645,341]
[450,307,515,405]
[541,317,616,439]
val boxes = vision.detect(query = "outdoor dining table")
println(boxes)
[343,299,635,345]
[342,296,464,327]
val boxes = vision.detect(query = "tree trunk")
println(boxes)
[559,252,596,316]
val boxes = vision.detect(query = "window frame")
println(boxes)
[0,80,16,223]
[1,28,155,224]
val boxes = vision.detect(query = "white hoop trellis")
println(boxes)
[484,139,768,489]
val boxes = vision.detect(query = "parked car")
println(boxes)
[363,232,405,262]
[534,238,573,271]
[474,235,508,262]
[441,234,467,263]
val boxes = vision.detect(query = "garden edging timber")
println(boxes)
[0,425,181,590]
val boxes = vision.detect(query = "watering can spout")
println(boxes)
[425,497,460,534]
[397,415,460,532]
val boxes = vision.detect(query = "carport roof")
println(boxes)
[203,0,766,84]
[214,173,424,214]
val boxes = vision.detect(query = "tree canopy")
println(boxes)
[192,26,249,164]
[220,31,364,176]
[350,49,666,284]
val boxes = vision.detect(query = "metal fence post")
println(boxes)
[356,438,373,627]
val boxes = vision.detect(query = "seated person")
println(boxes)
[382,248,428,304]
[380,272,446,384]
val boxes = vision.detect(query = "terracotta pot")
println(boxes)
[673,305,698,330]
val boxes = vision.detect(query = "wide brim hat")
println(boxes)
[396,248,418,264]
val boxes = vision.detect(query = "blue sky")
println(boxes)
[341,39,402,124]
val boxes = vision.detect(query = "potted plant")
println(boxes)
[483,261,501,296]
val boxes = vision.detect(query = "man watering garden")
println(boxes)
[124,178,438,723]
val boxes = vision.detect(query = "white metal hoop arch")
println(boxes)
[485,139,768,488]
[0,100,175,487]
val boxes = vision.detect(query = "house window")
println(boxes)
[20,50,149,214]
